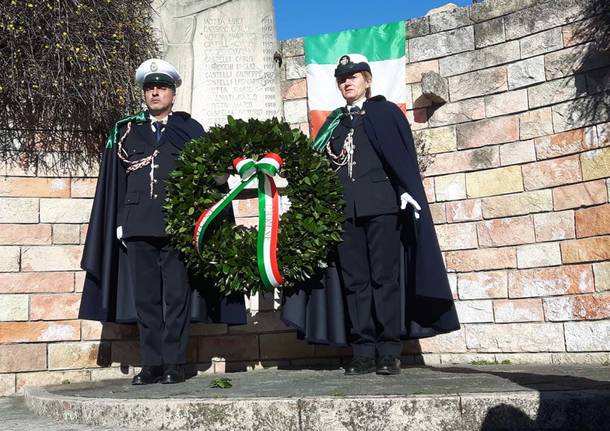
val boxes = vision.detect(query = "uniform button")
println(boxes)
[154,194,158,199]
[153,179,158,183]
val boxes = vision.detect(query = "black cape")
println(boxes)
[79,112,246,325]
[281,96,460,345]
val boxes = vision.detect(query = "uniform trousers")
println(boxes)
[126,237,191,366]
[337,213,402,359]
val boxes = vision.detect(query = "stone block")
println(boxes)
[39,198,92,223]
[409,26,474,62]
[414,125,456,154]
[517,242,561,268]
[575,204,610,238]
[198,334,259,361]
[21,245,83,271]
[0,224,52,245]
[551,352,610,365]
[435,222,478,251]
[508,264,594,298]
[52,224,81,244]
[586,67,610,94]
[80,224,88,244]
[406,16,430,38]
[534,128,596,159]
[30,293,81,320]
[417,328,467,353]
[533,210,575,241]
[281,37,303,57]
[519,107,554,139]
[565,320,610,351]
[0,246,20,272]
[469,0,540,22]
[528,75,585,109]
[421,71,448,103]
[474,17,505,48]
[411,83,433,108]
[455,300,493,323]
[544,293,610,321]
[0,373,15,396]
[0,197,38,223]
[499,140,536,166]
[281,79,307,100]
[520,27,563,58]
[429,7,472,33]
[427,146,499,176]
[81,320,138,340]
[37,153,99,178]
[423,177,435,202]
[504,0,583,40]
[0,271,74,294]
[477,215,535,247]
[434,173,466,201]
[439,41,519,77]
[429,202,447,224]
[48,341,109,370]
[522,155,582,190]
[465,166,523,198]
[457,116,519,149]
[284,55,305,80]
[446,199,482,223]
[493,298,544,322]
[16,370,90,393]
[283,98,308,124]
[545,42,610,81]
[449,66,508,101]
[0,177,69,198]
[406,60,439,85]
[485,89,528,117]
[458,270,508,299]
[507,56,546,90]
[0,320,80,342]
[0,344,46,372]
[445,247,516,272]
[561,236,610,263]
[465,322,565,352]
[70,178,97,198]
[593,262,610,292]
[0,294,28,321]
[260,332,315,359]
[482,189,553,218]
[552,180,608,210]
[428,98,486,127]
[581,147,610,181]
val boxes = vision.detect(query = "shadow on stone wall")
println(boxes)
[436,366,610,430]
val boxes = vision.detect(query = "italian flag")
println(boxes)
[304,21,407,137]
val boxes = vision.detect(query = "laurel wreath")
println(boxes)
[164,117,345,296]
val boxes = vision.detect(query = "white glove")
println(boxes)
[116,226,127,249]
[400,192,421,220]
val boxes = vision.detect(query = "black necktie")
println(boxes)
[350,106,361,127]
[153,122,162,143]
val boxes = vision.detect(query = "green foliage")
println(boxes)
[0,0,158,170]
[209,377,233,389]
[165,117,345,296]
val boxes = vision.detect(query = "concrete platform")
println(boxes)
[20,365,610,430]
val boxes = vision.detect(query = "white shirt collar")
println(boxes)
[149,111,171,124]
[346,96,366,111]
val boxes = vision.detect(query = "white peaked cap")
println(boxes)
[134,58,182,88]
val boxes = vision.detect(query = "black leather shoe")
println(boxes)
[376,356,401,375]
[132,366,163,385]
[344,357,376,375]
[161,364,186,384]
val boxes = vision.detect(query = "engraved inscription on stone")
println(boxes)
[153,0,283,127]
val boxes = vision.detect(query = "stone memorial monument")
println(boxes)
[152,0,283,126]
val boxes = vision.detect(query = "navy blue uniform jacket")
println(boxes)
[79,112,246,324]
[281,96,460,343]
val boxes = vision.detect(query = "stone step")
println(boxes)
[22,365,610,431]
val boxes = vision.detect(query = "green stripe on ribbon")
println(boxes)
[105,111,147,148]
[311,108,344,152]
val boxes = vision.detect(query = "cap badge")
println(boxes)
[150,61,158,72]
[339,55,350,65]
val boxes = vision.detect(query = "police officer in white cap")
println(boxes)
[79,58,205,385]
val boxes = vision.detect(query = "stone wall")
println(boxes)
[0,0,609,396]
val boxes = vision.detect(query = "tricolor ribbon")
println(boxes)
[193,153,284,290]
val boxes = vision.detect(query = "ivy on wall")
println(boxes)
[0,0,159,171]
